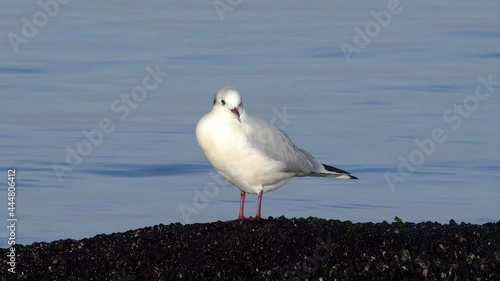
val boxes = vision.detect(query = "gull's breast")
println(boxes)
[196,114,292,194]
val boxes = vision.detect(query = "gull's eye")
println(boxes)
[221,100,226,105]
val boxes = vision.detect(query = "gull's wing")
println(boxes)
[241,115,356,179]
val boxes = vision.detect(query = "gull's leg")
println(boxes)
[238,191,246,220]
[255,190,263,219]
[244,190,263,221]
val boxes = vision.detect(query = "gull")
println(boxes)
[196,87,357,220]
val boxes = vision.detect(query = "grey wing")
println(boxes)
[241,116,324,175]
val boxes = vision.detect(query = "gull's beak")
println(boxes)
[230,107,240,118]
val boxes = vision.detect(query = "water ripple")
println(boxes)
[85,163,210,177]
[0,66,44,74]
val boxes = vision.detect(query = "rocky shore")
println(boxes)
[1,217,499,280]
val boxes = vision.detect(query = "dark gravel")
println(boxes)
[1,217,499,281]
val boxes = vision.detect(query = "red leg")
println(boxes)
[243,190,263,221]
[255,190,263,219]
[238,191,246,220]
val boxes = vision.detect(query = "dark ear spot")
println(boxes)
[213,98,216,105]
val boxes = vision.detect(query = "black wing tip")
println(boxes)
[322,163,349,174]
[323,163,358,179]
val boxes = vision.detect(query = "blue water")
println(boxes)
[1,0,500,247]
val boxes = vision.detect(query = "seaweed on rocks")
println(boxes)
[1,217,499,281]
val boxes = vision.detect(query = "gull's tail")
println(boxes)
[309,163,358,179]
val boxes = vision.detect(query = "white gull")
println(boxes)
[196,87,357,220]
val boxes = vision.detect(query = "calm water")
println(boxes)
[1,0,499,247]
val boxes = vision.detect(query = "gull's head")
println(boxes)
[213,87,244,120]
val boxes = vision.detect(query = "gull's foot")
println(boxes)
[238,216,261,221]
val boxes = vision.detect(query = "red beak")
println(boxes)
[230,107,240,118]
